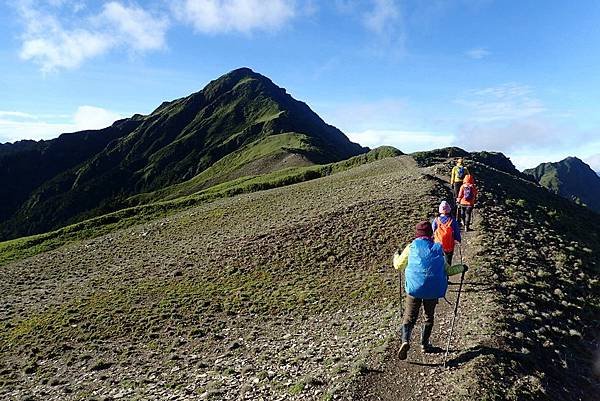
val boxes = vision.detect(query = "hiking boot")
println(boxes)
[398,342,410,360]
[421,343,434,353]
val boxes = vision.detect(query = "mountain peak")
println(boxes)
[0,68,366,240]
[524,156,600,212]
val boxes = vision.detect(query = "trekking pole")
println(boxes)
[398,268,404,320]
[443,245,466,368]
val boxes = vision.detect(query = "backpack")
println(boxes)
[457,166,466,180]
[434,217,454,252]
[405,238,448,299]
[463,184,474,201]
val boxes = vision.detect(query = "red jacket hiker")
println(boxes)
[457,175,478,207]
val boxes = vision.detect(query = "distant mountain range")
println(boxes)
[524,156,600,213]
[0,68,367,240]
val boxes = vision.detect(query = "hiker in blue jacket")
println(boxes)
[393,221,467,359]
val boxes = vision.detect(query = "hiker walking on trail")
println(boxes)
[456,175,478,232]
[393,221,467,360]
[432,201,461,265]
[450,158,469,200]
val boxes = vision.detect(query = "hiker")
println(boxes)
[457,175,478,231]
[432,201,461,265]
[450,158,469,221]
[393,221,467,359]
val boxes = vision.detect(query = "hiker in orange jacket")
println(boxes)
[432,201,461,265]
[456,175,478,231]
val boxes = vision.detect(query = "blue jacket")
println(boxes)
[403,237,448,299]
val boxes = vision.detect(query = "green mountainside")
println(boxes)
[524,156,600,213]
[0,68,366,241]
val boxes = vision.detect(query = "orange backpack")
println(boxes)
[434,217,454,252]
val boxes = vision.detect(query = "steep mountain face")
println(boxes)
[524,156,600,212]
[0,68,366,240]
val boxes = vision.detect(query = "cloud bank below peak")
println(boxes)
[0,106,124,143]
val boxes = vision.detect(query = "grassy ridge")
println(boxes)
[0,146,401,267]
[128,132,319,204]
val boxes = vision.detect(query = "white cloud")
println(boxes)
[100,2,168,51]
[172,0,297,34]
[466,47,491,59]
[456,83,546,122]
[321,98,409,132]
[0,106,124,143]
[16,1,168,72]
[452,83,600,166]
[73,106,124,131]
[455,117,570,153]
[363,0,400,34]
[0,111,38,119]
[348,129,454,153]
[585,154,600,172]
[363,0,405,56]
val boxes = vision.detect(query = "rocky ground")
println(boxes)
[1,154,598,400]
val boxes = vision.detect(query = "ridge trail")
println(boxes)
[353,164,492,400]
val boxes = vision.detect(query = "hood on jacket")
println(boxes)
[463,174,474,184]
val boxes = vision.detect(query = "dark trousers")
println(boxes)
[402,295,437,327]
[444,251,454,265]
[452,183,462,220]
[460,205,473,229]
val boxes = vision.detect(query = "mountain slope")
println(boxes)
[524,156,600,212]
[0,68,366,241]
[0,151,597,400]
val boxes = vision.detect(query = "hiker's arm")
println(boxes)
[450,167,455,184]
[393,244,410,271]
[446,264,468,276]
[456,186,464,202]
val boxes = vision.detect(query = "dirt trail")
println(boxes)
[352,165,491,401]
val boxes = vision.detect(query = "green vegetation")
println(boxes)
[0,146,400,267]
[1,68,367,241]
[128,132,320,204]
[524,156,600,212]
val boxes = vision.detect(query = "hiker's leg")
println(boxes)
[421,299,438,347]
[403,296,421,328]
[400,296,421,359]
[445,251,454,265]
[453,183,461,220]
[465,206,473,229]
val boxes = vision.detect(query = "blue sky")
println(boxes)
[1,0,600,170]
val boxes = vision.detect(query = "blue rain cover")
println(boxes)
[405,238,448,299]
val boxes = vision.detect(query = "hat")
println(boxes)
[415,221,433,238]
[463,174,474,184]
[439,201,451,214]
